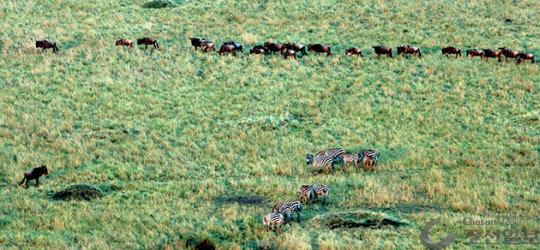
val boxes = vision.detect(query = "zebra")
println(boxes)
[299,185,315,204]
[342,153,360,169]
[272,201,303,222]
[276,205,293,223]
[312,184,329,205]
[263,212,285,232]
[306,148,346,174]
[359,149,380,170]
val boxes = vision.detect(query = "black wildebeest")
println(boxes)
[281,48,297,59]
[223,41,243,52]
[482,49,501,62]
[263,42,283,54]
[397,45,422,57]
[498,47,519,62]
[115,39,133,47]
[35,40,58,53]
[250,45,268,55]
[372,46,392,58]
[516,52,535,64]
[282,43,307,56]
[345,47,362,56]
[189,37,206,50]
[137,37,159,49]
[441,46,461,57]
[18,165,48,188]
[307,44,332,56]
[218,43,242,56]
[466,49,483,59]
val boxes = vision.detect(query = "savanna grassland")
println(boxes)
[0,0,539,249]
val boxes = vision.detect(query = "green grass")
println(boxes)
[0,0,539,249]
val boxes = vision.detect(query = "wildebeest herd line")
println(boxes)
[34,37,536,64]
[19,147,378,233]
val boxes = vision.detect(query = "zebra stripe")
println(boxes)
[359,149,380,170]
[263,212,285,232]
[307,148,346,174]
[312,184,329,205]
[299,185,315,204]
[272,201,303,222]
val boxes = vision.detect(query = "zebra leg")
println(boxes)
[297,212,301,222]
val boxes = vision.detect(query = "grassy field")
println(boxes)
[0,0,539,249]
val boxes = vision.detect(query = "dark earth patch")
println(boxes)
[51,184,104,201]
[215,195,266,206]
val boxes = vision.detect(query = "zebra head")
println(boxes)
[305,154,314,165]
[333,155,344,165]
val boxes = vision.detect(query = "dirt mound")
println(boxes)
[185,238,216,250]
[308,210,407,230]
[215,195,266,206]
[52,184,104,201]
[142,0,177,8]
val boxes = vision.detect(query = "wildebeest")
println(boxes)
[466,49,483,58]
[137,37,159,49]
[281,48,298,59]
[482,49,501,62]
[397,45,422,57]
[223,41,243,52]
[263,42,283,54]
[218,44,242,56]
[201,41,215,52]
[345,47,362,56]
[498,47,519,62]
[441,47,461,57]
[516,52,535,64]
[115,39,133,47]
[249,45,267,55]
[18,165,48,188]
[35,40,58,53]
[307,44,331,56]
[189,37,208,50]
[372,46,392,58]
[282,43,307,56]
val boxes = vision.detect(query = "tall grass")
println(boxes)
[0,0,538,249]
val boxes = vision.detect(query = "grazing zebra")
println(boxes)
[263,212,285,232]
[312,184,329,205]
[306,148,345,174]
[299,185,315,204]
[359,149,380,170]
[272,201,303,222]
[276,205,293,223]
[342,153,360,169]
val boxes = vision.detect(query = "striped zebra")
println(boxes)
[312,184,329,205]
[306,148,346,174]
[299,185,315,204]
[359,149,380,170]
[342,153,360,169]
[263,212,285,232]
[272,201,303,222]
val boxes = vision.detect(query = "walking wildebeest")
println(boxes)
[441,47,461,57]
[307,44,332,56]
[345,47,362,56]
[218,43,242,56]
[201,41,215,52]
[466,49,483,59]
[189,37,207,50]
[482,49,501,62]
[516,52,535,64]
[281,47,297,59]
[223,41,243,52]
[18,165,48,188]
[115,39,133,47]
[372,46,392,58]
[282,43,307,56]
[397,45,422,57]
[137,37,159,49]
[35,40,58,53]
[250,45,267,55]
[263,42,283,54]
[498,47,519,62]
